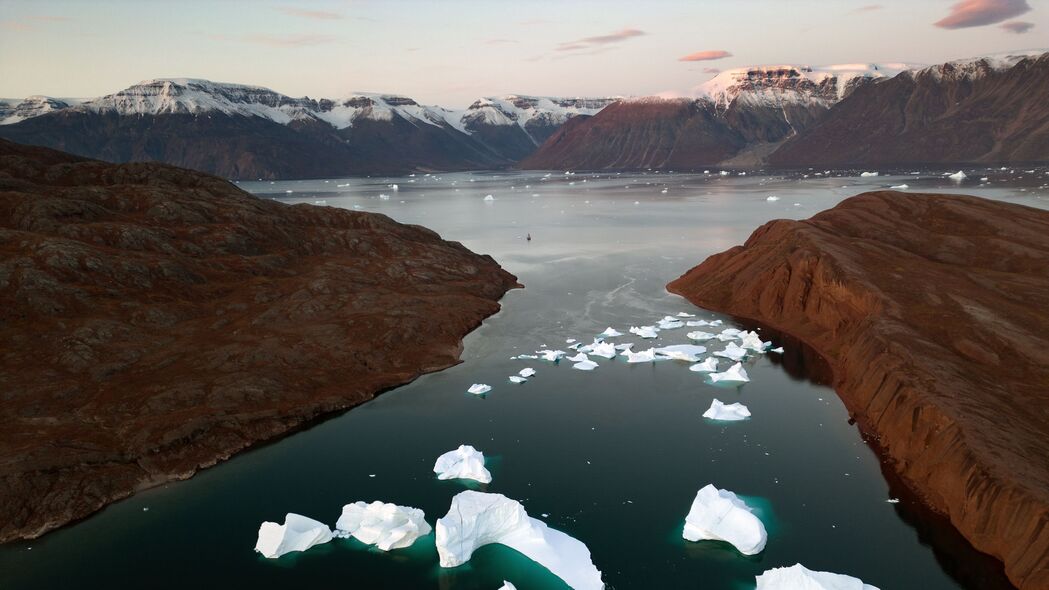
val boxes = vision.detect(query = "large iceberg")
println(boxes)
[255,513,333,558]
[702,399,751,421]
[755,563,880,590]
[654,344,707,362]
[335,501,432,551]
[436,491,604,590]
[710,362,750,383]
[434,445,493,484]
[683,484,767,555]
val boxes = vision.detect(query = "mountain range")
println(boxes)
[1,50,1046,178]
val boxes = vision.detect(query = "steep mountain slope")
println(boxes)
[769,52,1049,166]
[522,64,903,170]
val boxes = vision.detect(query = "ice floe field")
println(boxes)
[3,169,1046,590]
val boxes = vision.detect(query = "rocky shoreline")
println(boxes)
[0,139,519,542]
[668,191,1049,589]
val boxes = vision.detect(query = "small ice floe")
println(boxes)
[683,484,767,555]
[686,320,711,327]
[615,343,634,352]
[509,376,527,384]
[755,564,880,590]
[654,344,708,362]
[702,399,751,421]
[886,498,900,504]
[687,331,716,341]
[948,170,967,181]
[770,347,784,354]
[676,312,696,318]
[434,445,493,484]
[661,188,668,194]
[379,193,391,200]
[598,327,624,338]
[566,338,577,344]
[710,362,750,383]
[657,316,685,330]
[623,348,658,363]
[519,368,537,378]
[573,359,599,371]
[538,350,566,362]
[484,194,495,201]
[389,184,399,191]
[739,331,771,353]
[567,352,589,363]
[690,358,719,373]
[860,171,879,177]
[713,342,748,362]
[517,354,538,360]
[766,195,780,202]
[335,501,432,551]
[629,326,659,339]
[890,184,909,190]
[468,384,492,395]
[589,342,617,359]
[255,513,333,559]
[435,491,604,590]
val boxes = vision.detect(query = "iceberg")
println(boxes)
[614,343,634,352]
[519,368,536,377]
[629,326,659,339]
[255,513,333,559]
[623,348,658,363]
[702,399,751,421]
[713,342,748,362]
[890,184,909,189]
[860,171,878,177]
[434,445,493,484]
[498,582,518,590]
[573,359,599,371]
[686,320,709,327]
[755,563,880,590]
[948,170,967,181]
[654,344,708,362]
[710,362,750,383]
[468,384,492,395]
[509,376,527,384]
[657,317,685,329]
[598,327,623,337]
[335,501,431,551]
[766,195,780,201]
[682,484,767,555]
[676,312,696,318]
[687,331,715,341]
[484,194,495,201]
[590,341,617,359]
[435,491,604,590]
[538,349,566,362]
[739,331,771,352]
[690,358,719,373]
[567,352,589,363]
[770,347,784,354]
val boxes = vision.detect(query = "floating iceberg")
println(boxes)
[255,513,333,559]
[509,376,527,384]
[484,194,495,201]
[468,384,492,395]
[654,344,708,362]
[860,171,879,177]
[770,347,784,354]
[890,184,909,189]
[598,327,623,337]
[498,582,518,590]
[766,195,780,201]
[519,368,536,377]
[629,326,659,339]
[676,312,695,318]
[713,342,748,362]
[567,352,589,363]
[948,170,967,181]
[755,563,879,590]
[657,317,685,329]
[538,349,566,362]
[434,445,493,484]
[589,342,617,359]
[623,348,658,363]
[573,359,599,371]
[710,362,750,383]
[739,331,771,353]
[335,501,432,551]
[614,343,634,352]
[435,491,604,590]
[690,358,719,372]
[702,399,751,421]
[687,331,715,341]
[683,485,767,555]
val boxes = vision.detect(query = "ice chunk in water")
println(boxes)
[538,350,566,362]
[683,484,767,555]
[629,326,659,339]
[434,445,493,484]
[519,368,536,377]
[891,184,909,189]
[335,501,432,551]
[255,513,333,558]
[484,194,495,201]
[766,195,780,201]
[573,359,599,371]
[623,348,658,363]
[687,331,715,341]
[468,384,492,395]
[598,327,623,337]
[509,376,527,384]
[860,171,878,177]
[435,491,604,590]
[676,312,696,318]
[590,341,617,359]
[710,362,750,383]
[702,399,751,421]
[948,170,967,181]
[756,563,880,590]
[770,347,784,354]
[654,344,708,362]
[713,342,748,362]
[658,317,685,329]
[498,582,518,590]
[739,331,771,352]
[567,352,589,363]
[690,358,719,372]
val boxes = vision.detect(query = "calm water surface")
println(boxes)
[3,169,1047,589]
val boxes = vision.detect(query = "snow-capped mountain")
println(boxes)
[695,63,913,109]
[0,96,75,125]
[461,95,617,140]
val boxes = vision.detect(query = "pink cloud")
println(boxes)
[678,50,732,62]
[275,7,342,20]
[556,28,645,52]
[854,4,883,12]
[934,0,1030,29]
[1000,20,1034,33]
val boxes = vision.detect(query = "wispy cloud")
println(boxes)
[556,28,645,52]
[210,33,337,47]
[703,67,722,74]
[934,0,1030,29]
[275,6,342,20]
[678,50,732,62]
[853,4,883,12]
[1000,20,1034,33]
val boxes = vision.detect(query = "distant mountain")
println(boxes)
[768,52,1049,166]
[521,63,906,170]
[0,79,615,179]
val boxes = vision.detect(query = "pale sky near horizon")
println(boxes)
[1,0,1045,107]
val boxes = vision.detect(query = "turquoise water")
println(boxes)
[3,169,1045,589]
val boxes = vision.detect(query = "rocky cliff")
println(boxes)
[667,191,1049,589]
[0,138,519,542]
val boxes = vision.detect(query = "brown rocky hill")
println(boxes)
[0,138,519,542]
[668,191,1049,589]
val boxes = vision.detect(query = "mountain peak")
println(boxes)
[696,62,915,108]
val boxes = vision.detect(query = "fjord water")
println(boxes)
[4,170,1047,590]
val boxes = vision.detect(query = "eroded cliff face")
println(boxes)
[667,191,1049,589]
[0,139,519,542]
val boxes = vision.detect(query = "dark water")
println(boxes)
[3,169,1046,590]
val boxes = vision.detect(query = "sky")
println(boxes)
[0,0,1045,107]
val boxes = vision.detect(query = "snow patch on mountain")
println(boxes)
[0,96,75,125]
[910,49,1047,81]
[460,95,617,140]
